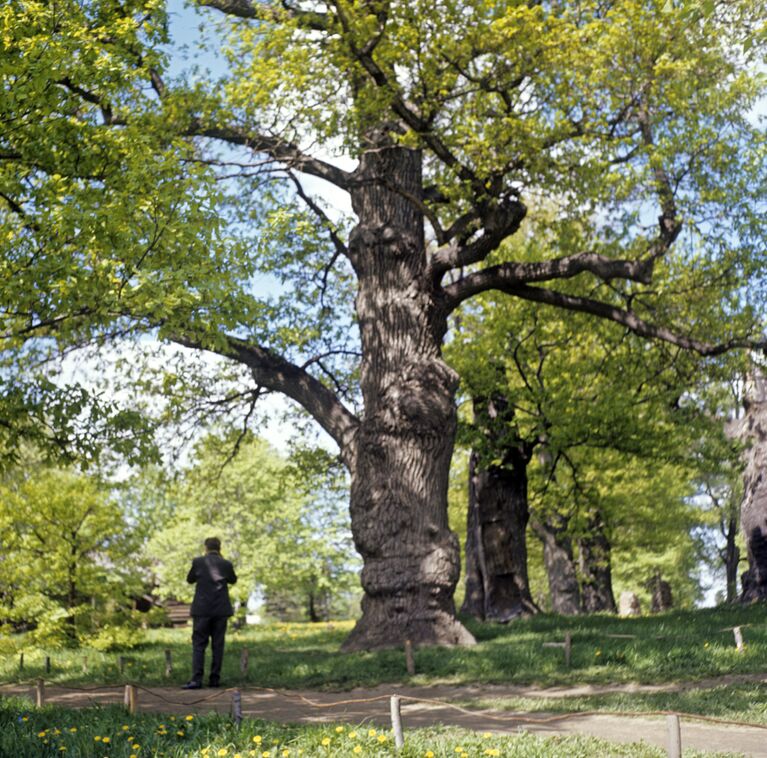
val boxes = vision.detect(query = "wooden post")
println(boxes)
[733,626,745,652]
[564,632,572,668]
[19,652,23,672]
[45,656,51,674]
[404,640,415,676]
[232,689,243,727]
[164,649,173,677]
[124,684,137,715]
[390,695,404,749]
[119,656,126,675]
[666,714,681,758]
[35,679,45,708]
[240,648,249,677]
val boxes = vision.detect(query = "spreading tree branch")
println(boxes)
[170,332,360,462]
[457,283,767,357]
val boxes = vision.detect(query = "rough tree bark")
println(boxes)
[532,515,581,615]
[341,138,474,649]
[578,515,617,613]
[739,372,767,603]
[461,448,538,621]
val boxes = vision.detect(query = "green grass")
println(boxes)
[2,605,765,691]
[457,681,767,726]
[0,696,743,758]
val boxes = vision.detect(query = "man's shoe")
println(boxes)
[181,681,202,690]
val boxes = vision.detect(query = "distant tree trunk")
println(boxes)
[460,444,537,622]
[722,510,740,603]
[307,590,321,622]
[739,372,767,603]
[578,516,617,613]
[533,515,581,615]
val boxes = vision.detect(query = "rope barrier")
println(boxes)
[3,678,767,734]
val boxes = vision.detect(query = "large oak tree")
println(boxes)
[1,0,765,648]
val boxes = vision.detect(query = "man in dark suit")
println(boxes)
[181,537,237,689]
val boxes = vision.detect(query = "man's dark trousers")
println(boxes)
[191,615,228,686]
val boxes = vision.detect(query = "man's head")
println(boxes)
[204,537,221,553]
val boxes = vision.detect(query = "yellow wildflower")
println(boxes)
[484,750,500,757]
[353,747,362,755]
[367,729,377,737]
[186,714,195,721]
[348,731,358,739]
[253,736,262,744]
[335,726,344,733]
[94,736,102,742]
[321,737,331,746]
[377,735,387,743]
[177,730,185,736]
[218,750,228,757]
[102,737,110,744]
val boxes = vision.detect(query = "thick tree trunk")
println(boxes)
[341,138,474,650]
[578,516,617,613]
[533,515,581,615]
[739,373,767,603]
[460,449,537,621]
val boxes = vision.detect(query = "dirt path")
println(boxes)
[3,679,766,757]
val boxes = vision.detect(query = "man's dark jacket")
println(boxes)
[187,552,237,617]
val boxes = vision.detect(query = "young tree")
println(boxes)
[145,433,359,617]
[1,0,765,648]
[0,464,141,644]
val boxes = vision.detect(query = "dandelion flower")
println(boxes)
[122,725,130,731]
[94,736,102,742]
[321,737,331,746]
[353,747,362,755]
[252,736,262,744]
[335,726,344,733]
[425,752,435,758]
[348,731,357,739]
[377,735,387,743]
[186,714,194,721]
[69,728,77,733]
[177,730,185,736]
[218,749,228,757]
[102,737,110,744]
[367,729,377,737]
[484,749,500,757]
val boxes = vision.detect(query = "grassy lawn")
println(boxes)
[1,605,765,691]
[0,696,742,758]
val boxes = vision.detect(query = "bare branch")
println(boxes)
[200,0,328,29]
[194,123,352,190]
[170,332,360,462]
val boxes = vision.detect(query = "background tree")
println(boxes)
[144,433,360,619]
[448,284,729,615]
[0,461,143,646]
[1,0,766,648]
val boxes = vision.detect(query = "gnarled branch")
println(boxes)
[170,332,360,463]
